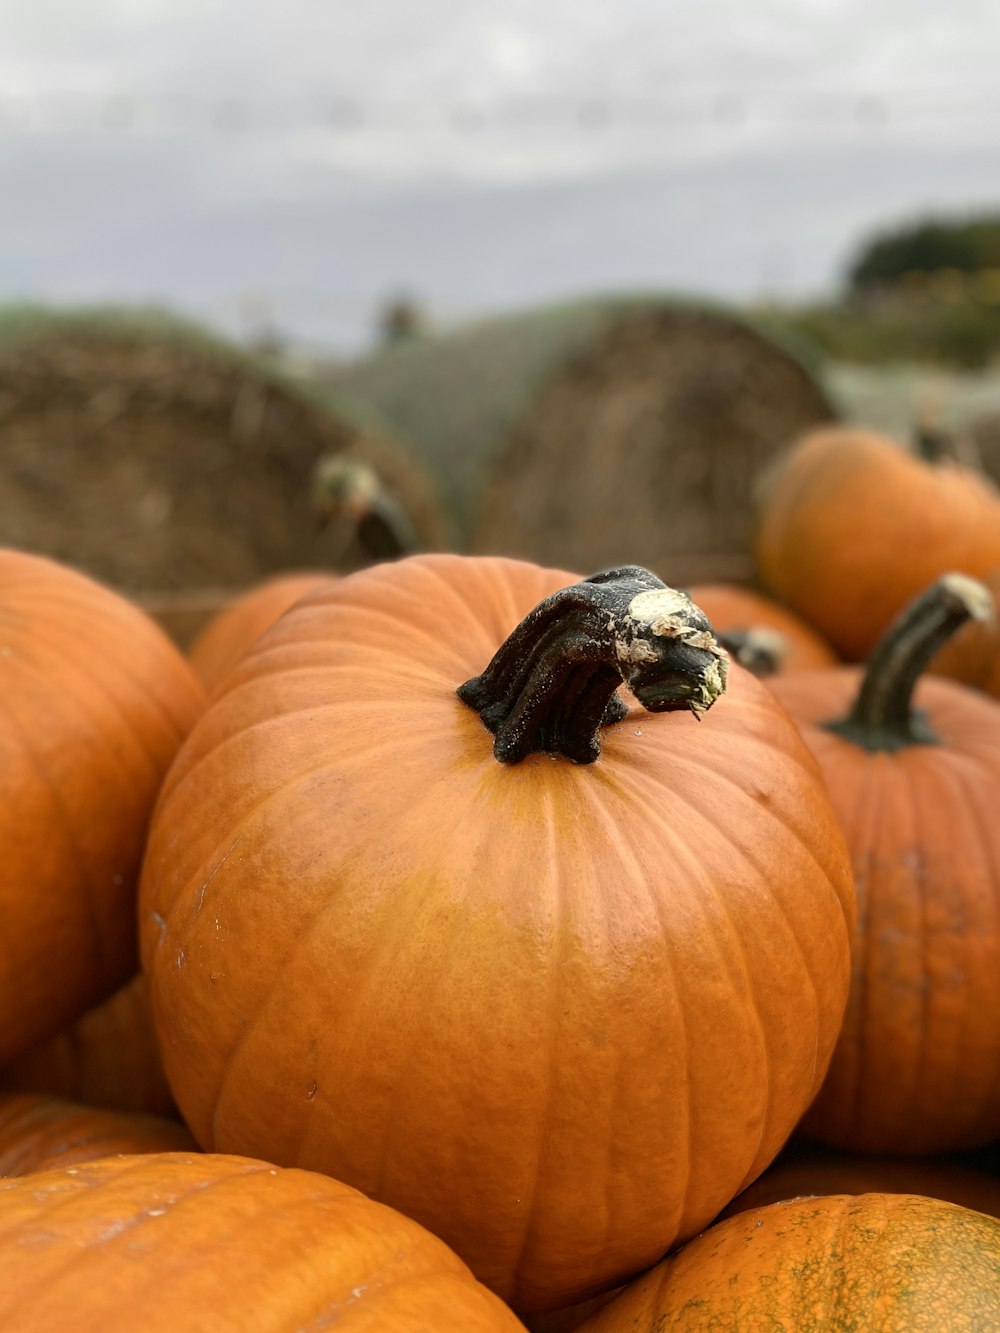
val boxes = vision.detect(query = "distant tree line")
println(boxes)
[848,215,1000,292]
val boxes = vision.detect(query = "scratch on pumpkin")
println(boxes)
[193,835,245,917]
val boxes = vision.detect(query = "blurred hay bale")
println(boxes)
[0,306,450,593]
[329,296,834,580]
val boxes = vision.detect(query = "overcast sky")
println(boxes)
[2,0,999,353]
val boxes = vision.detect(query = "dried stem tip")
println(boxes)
[829,572,995,752]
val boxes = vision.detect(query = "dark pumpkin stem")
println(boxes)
[457,566,728,765]
[828,573,994,752]
[913,422,953,464]
[312,455,418,561]
[716,627,788,678]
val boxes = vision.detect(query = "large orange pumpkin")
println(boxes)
[755,426,1000,660]
[187,570,335,691]
[576,1194,1000,1331]
[139,554,854,1310]
[0,1093,193,1177]
[1,974,175,1117]
[687,582,838,673]
[0,549,204,1062]
[770,574,1000,1152]
[0,1153,524,1331]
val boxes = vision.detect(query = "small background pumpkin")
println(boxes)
[1,975,175,1118]
[687,582,838,673]
[755,426,1000,660]
[771,576,1000,1152]
[187,570,335,691]
[0,1093,193,1177]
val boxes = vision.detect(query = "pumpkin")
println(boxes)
[722,1139,1000,1221]
[139,553,854,1310]
[931,564,1000,698]
[687,582,838,674]
[1,974,175,1117]
[575,1194,1000,1331]
[770,574,1000,1152]
[0,1093,193,1177]
[187,570,335,691]
[754,425,1000,660]
[0,549,205,1062]
[0,1153,524,1331]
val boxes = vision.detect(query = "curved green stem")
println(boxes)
[828,573,994,752]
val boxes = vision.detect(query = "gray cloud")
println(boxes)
[1,0,999,349]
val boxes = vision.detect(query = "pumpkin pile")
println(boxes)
[3,417,1000,1331]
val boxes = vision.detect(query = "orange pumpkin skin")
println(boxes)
[0,549,205,1063]
[139,553,854,1311]
[0,1153,524,1331]
[1,975,175,1118]
[931,565,1000,698]
[0,1094,194,1176]
[754,427,1000,660]
[187,570,335,691]
[770,665,1000,1153]
[576,1194,1000,1332]
[722,1140,1000,1221]
[687,582,838,671]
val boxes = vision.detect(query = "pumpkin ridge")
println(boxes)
[613,761,805,1162]
[567,797,629,1269]
[160,656,467,814]
[215,648,461,702]
[649,735,853,932]
[205,771,488,1167]
[408,554,539,643]
[19,603,201,744]
[151,752,342,958]
[617,744,833,987]
[907,758,935,1137]
[947,757,1000,1140]
[151,707,421,918]
[814,1196,864,1328]
[588,763,775,1232]
[670,792,777,1200]
[361,852,492,1209]
[839,748,886,1140]
[627,752,844,1129]
[0,691,107,983]
[4,1165,263,1318]
[574,772,695,1249]
[7,1173,228,1306]
[201,884,341,1153]
[843,760,906,1143]
[6,626,171,786]
[291,592,469,662]
[19,631,178,789]
[0,1148,179,1240]
[504,782,565,1297]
